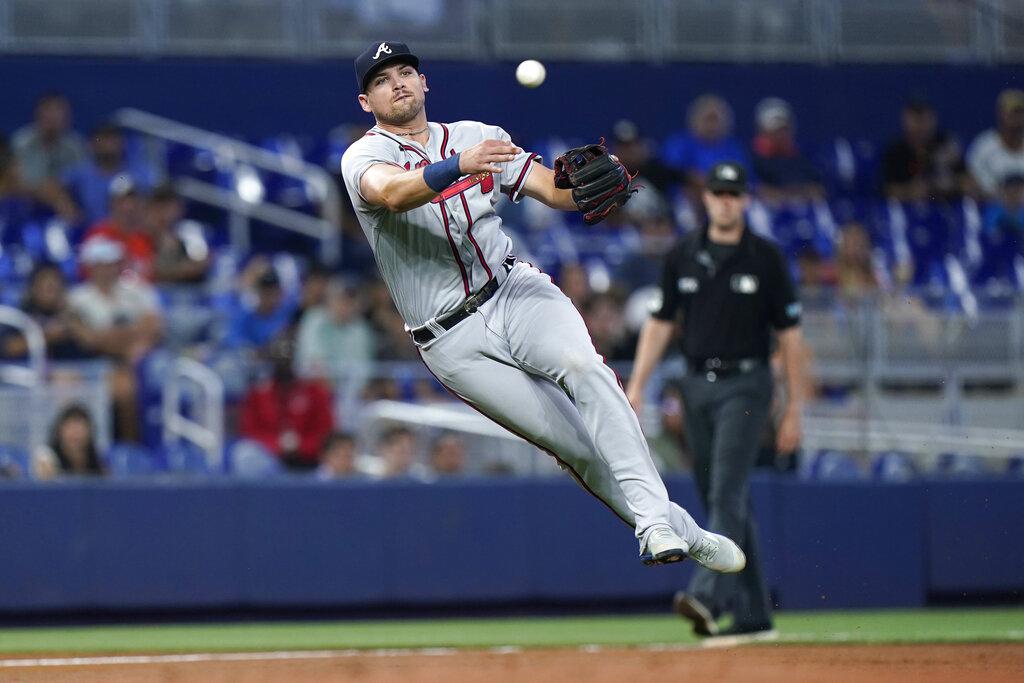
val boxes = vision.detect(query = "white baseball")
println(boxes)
[516,60,546,88]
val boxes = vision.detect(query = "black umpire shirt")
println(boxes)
[652,225,801,363]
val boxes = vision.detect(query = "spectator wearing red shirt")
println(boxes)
[84,175,155,280]
[239,340,334,470]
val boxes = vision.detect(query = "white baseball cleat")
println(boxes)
[687,531,746,574]
[639,525,688,566]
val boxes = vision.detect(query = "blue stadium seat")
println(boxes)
[871,450,918,482]
[163,441,213,476]
[802,449,864,481]
[1006,456,1024,478]
[0,444,30,479]
[226,439,284,478]
[815,137,879,200]
[934,452,989,479]
[104,443,166,478]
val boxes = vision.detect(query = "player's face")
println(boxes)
[703,190,749,230]
[358,63,428,126]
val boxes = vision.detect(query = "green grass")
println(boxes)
[0,609,1021,654]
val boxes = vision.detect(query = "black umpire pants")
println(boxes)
[680,365,774,627]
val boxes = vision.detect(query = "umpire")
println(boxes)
[626,161,805,641]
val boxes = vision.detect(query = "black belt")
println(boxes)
[687,356,765,381]
[411,255,516,345]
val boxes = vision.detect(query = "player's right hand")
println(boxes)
[459,139,522,175]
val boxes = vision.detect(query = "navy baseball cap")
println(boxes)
[355,41,420,93]
[706,162,749,193]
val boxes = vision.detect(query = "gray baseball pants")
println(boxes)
[417,262,702,548]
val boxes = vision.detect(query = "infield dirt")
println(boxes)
[2,643,1022,683]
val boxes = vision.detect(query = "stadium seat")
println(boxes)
[934,452,989,479]
[104,443,165,478]
[801,449,865,481]
[226,439,284,478]
[871,450,918,482]
[164,441,213,476]
[0,443,31,479]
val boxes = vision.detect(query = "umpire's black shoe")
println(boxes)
[671,591,719,636]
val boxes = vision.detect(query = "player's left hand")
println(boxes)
[775,408,802,454]
[553,141,638,225]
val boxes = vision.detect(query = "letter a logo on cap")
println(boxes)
[373,42,392,60]
[719,165,738,181]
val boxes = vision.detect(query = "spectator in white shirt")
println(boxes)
[967,89,1024,198]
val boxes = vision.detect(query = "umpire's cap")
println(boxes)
[706,162,749,194]
[355,41,420,93]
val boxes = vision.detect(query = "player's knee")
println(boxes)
[561,347,603,377]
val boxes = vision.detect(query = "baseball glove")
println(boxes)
[553,140,638,225]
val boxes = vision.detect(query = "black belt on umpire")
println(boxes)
[686,356,765,382]
[410,254,517,345]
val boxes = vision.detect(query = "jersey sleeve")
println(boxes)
[490,126,542,204]
[651,248,680,321]
[340,135,403,206]
[767,244,801,330]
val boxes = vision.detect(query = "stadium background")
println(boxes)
[0,1,1022,681]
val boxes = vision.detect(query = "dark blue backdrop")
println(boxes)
[1,474,1020,614]
[2,57,1022,148]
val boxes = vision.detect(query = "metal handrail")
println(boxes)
[112,107,341,264]
[0,305,46,387]
[163,357,225,471]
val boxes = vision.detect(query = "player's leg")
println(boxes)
[498,264,682,541]
[686,369,773,622]
[417,312,636,527]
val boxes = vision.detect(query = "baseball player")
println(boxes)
[340,41,745,572]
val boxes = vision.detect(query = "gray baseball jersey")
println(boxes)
[341,121,540,327]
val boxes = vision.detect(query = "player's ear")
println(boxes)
[420,74,429,92]
[357,93,372,113]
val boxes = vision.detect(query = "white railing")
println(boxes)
[359,399,560,476]
[0,306,46,387]
[112,108,341,264]
[162,356,225,471]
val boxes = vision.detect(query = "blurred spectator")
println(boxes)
[794,245,837,291]
[224,264,297,352]
[61,123,157,224]
[557,263,592,310]
[68,237,163,441]
[2,130,78,223]
[145,184,211,284]
[609,120,684,199]
[881,97,966,202]
[967,89,1024,199]
[365,279,417,360]
[751,97,824,201]
[0,134,34,234]
[428,432,466,478]
[663,94,748,182]
[972,174,1024,289]
[31,403,105,480]
[615,214,679,290]
[315,431,364,479]
[12,93,86,188]
[835,222,881,301]
[295,277,375,380]
[291,262,331,328]
[1,263,92,361]
[582,290,635,361]
[376,425,429,480]
[84,176,153,279]
[239,339,334,470]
